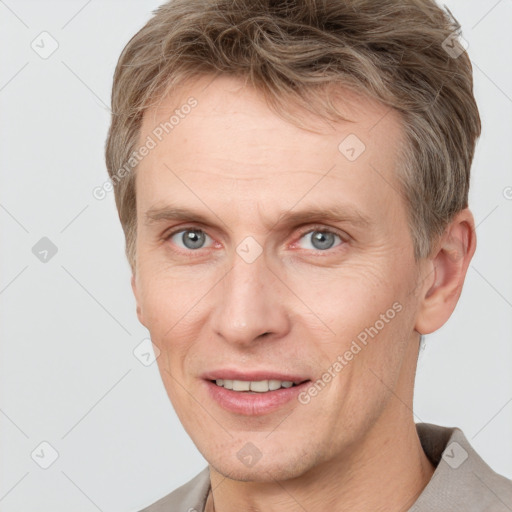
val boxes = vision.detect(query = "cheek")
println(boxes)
[289,263,396,333]
[289,264,414,389]
[138,265,203,332]
[136,265,225,381]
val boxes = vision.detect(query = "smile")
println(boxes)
[204,378,311,415]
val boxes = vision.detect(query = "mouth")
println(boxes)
[203,375,312,415]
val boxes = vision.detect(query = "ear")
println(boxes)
[414,208,477,335]
[131,273,145,326]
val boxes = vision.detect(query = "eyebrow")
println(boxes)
[144,204,371,231]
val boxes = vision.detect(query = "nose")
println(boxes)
[209,249,291,347]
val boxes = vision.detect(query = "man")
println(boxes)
[105,0,512,510]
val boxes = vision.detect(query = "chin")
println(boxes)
[207,450,316,483]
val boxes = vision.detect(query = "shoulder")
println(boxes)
[138,466,210,512]
[412,423,512,511]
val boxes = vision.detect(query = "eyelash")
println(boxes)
[163,224,347,256]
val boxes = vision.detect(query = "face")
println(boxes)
[132,75,426,481]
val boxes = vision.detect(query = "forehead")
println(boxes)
[136,75,406,227]
[140,75,402,156]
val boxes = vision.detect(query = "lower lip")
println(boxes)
[204,379,311,416]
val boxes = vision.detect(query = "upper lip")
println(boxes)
[201,369,311,383]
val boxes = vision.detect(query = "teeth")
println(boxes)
[268,379,282,391]
[232,380,251,391]
[214,379,297,392]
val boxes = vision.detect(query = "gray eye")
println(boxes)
[298,230,341,251]
[171,229,211,250]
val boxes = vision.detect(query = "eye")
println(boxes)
[296,228,344,251]
[164,225,345,254]
[167,228,214,251]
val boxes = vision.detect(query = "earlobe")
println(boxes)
[131,273,144,325]
[414,209,477,335]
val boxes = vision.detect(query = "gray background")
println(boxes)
[0,1,511,510]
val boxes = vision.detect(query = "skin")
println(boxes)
[131,75,476,511]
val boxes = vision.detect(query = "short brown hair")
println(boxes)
[105,0,481,273]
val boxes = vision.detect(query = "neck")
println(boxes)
[206,416,435,512]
